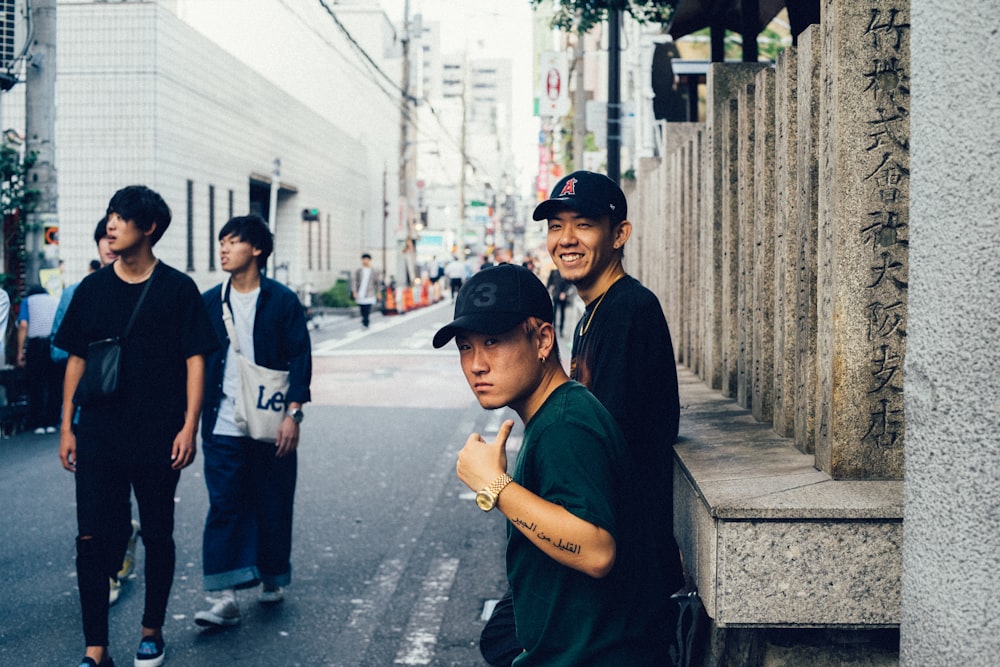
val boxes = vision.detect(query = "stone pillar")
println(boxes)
[688,130,704,377]
[816,0,909,479]
[736,83,757,410]
[704,64,767,392]
[676,143,688,365]
[794,25,822,455]
[903,0,1000,661]
[752,68,776,424]
[720,97,740,399]
[773,47,798,438]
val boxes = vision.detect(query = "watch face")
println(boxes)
[289,408,303,424]
[476,490,496,511]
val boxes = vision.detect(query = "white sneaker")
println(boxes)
[45,425,57,434]
[117,519,140,580]
[109,577,122,606]
[194,597,241,627]
[33,427,46,435]
[258,584,284,604]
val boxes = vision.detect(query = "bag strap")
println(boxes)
[220,278,243,356]
[121,261,158,340]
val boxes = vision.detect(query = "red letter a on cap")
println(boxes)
[559,178,577,196]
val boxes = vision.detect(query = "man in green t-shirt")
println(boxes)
[434,264,668,666]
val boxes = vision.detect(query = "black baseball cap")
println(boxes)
[532,170,627,223]
[432,264,554,348]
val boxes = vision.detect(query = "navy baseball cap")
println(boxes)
[532,171,627,223]
[432,264,554,348]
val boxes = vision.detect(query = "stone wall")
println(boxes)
[635,0,909,483]
[901,0,1000,664]
[625,0,928,664]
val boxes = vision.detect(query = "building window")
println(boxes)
[228,189,234,220]
[186,179,194,272]
[208,184,216,271]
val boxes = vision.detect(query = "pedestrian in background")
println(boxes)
[445,255,467,301]
[545,268,574,338]
[351,253,382,329]
[436,264,670,665]
[0,286,9,361]
[56,185,218,667]
[195,214,312,629]
[17,284,60,434]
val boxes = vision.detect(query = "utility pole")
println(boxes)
[606,7,621,183]
[572,33,585,171]
[398,0,416,285]
[25,0,57,287]
[381,166,388,282]
[457,48,468,261]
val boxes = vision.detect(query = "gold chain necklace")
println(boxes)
[579,274,625,336]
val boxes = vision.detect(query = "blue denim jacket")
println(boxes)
[201,277,312,440]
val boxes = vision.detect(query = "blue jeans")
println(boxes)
[201,434,297,591]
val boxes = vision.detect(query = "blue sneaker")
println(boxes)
[133,635,164,667]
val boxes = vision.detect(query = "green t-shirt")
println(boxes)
[508,381,669,666]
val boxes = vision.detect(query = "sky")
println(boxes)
[378,0,540,188]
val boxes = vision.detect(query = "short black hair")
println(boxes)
[362,253,372,260]
[106,185,172,245]
[93,216,109,244]
[218,214,274,269]
[88,259,102,272]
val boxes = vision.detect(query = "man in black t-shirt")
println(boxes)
[56,185,218,667]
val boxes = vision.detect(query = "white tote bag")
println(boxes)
[222,281,290,442]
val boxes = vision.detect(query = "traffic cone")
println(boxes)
[420,280,429,306]
[402,285,414,311]
[383,286,397,315]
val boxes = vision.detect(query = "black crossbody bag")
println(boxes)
[73,267,157,406]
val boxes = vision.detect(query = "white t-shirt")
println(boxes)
[214,286,260,437]
[356,267,376,305]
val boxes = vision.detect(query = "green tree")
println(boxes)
[530,0,677,34]
[0,144,40,298]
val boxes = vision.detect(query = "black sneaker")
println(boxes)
[78,657,115,667]
[133,635,164,667]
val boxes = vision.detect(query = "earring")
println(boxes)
[539,356,546,364]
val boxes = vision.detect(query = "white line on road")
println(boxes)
[326,408,476,666]
[392,557,461,665]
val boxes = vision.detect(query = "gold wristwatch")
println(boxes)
[476,474,513,512]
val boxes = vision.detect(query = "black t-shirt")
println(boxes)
[571,275,680,453]
[570,275,684,593]
[54,262,218,452]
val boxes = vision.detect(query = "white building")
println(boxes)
[413,23,517,265]
[1,0,403,297]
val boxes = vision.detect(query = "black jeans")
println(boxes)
[480,588,522,667]
[74,430,180,646]
[25,337,62,428]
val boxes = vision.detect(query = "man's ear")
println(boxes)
[536,320,556,358]
[143,222,157,239]
[613,219,632,249]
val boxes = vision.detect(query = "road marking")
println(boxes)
[326,408,476,666]
[312,301,451,354]
[392,557,461,665]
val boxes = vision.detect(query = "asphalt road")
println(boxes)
[0,300,526,666]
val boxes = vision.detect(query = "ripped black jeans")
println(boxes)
[74,430,180,647]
